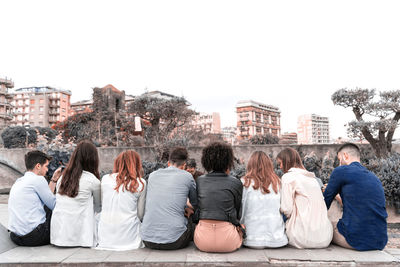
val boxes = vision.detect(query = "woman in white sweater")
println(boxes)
[240,151,288,248]
[51,140,101,247]
[97,150,147,250]
[277,148,333,249]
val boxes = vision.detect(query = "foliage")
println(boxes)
[249,134,280,145]
[332,88,400,158]
[2,126,38,148]
[142,161,168,180]
[128,94,196,161]
[53,112,97,143]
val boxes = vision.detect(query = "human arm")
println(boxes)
[48,167,63,193]
[37,177,57,210]
[92,178,102,213]
[323,168,344,209]
[235,182,243,221]
[187,177,198,211]
[137,180,147,222]
[280,178,294,218]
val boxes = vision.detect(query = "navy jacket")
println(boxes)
[324,162,388,251]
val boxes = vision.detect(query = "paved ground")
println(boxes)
[0,202,399,266]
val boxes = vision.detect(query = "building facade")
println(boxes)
[236,100,281,140]
[0,78,14,128]
[10,86,71,127]
[280,132,298,144]
[192,112,221,134]
[222,126,237,145]
[297,114,330,144]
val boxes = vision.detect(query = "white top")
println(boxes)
[280,168,333,248]
[97,173,147,251]
[51,171,101,247]
[240,179,288,248]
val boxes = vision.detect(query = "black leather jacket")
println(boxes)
[195,172,243,225]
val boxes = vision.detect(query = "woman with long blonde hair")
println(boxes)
[240,151,288,248]
[97,150,147,250]
[277,148,332,248]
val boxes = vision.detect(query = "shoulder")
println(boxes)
[82,171,100,185]
[228,175,243,188]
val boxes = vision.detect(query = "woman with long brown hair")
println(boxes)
[97,150,146,250]
[240,151,288,248]
[277,148,332,248]
[50,140,101,247]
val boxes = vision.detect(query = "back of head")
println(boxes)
[59,140,100,198]
[186,158,197,169]
[201,142,234,173]
[25,150,52,171]
[244,151,280,194]
[113,150,144,193]
[276,147,305,173]
[169,147,188,167]
[337,142,361,159]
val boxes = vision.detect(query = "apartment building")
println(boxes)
[280,132,298,144]
[0,77,14,128]
[297,114,330,144]
[222,126,237,145]
[236,100,281,140]
[192,112,221,134]
[10,86,71,127]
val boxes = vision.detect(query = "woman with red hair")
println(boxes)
[240,151,288,248]
[97,150,147,250]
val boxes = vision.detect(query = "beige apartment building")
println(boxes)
[236,100,281,140]
[10,86,71,127]
[0,78,14,128]
[192,112,221,134]
[297,114,330,144]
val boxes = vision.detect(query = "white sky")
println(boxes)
[1,0,400,139]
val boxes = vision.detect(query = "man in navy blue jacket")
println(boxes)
[324,143,388,251]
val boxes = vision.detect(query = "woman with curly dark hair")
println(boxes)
[194,142,244,253]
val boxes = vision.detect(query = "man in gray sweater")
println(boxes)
[141,147,198,250]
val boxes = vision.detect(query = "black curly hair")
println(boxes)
[201,142,234,172]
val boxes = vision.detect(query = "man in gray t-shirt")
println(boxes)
[141,147,198,250]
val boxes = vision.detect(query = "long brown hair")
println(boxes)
[58,140,100,198]
[276,147,305,174]
[243,151,280,194]
[113,150,145,193]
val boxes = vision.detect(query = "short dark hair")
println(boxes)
[186,158,197,168]
[169,147,188,166]
[25,150,52,171]
[201,142,234,172]
[337,142,361,158]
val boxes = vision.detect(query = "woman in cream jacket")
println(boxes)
[277,148,332,249]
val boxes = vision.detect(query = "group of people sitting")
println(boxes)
[8,140,388,252]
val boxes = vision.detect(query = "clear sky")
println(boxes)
[1,0,400,139]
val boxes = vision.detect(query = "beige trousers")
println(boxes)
[194,219,243,253]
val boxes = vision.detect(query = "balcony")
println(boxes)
[0,113,13,120]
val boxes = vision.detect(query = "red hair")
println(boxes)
[113,150,145,193]
[243,151,280,194]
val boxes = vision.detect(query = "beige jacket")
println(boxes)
[280,168,333,248]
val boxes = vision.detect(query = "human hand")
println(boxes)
[184,207,194,218]
[322,183,327,192]
[52,167,63,182]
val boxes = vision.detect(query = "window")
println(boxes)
[39,114,43,119]
[39,106,44,112]
[30,115,34,119]
[30,108,35,112]
[39,99,44,105]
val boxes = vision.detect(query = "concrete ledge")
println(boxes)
[0,243,398,266]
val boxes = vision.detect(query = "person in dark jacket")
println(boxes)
[324,143,388,251]
[194,142,244,253]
